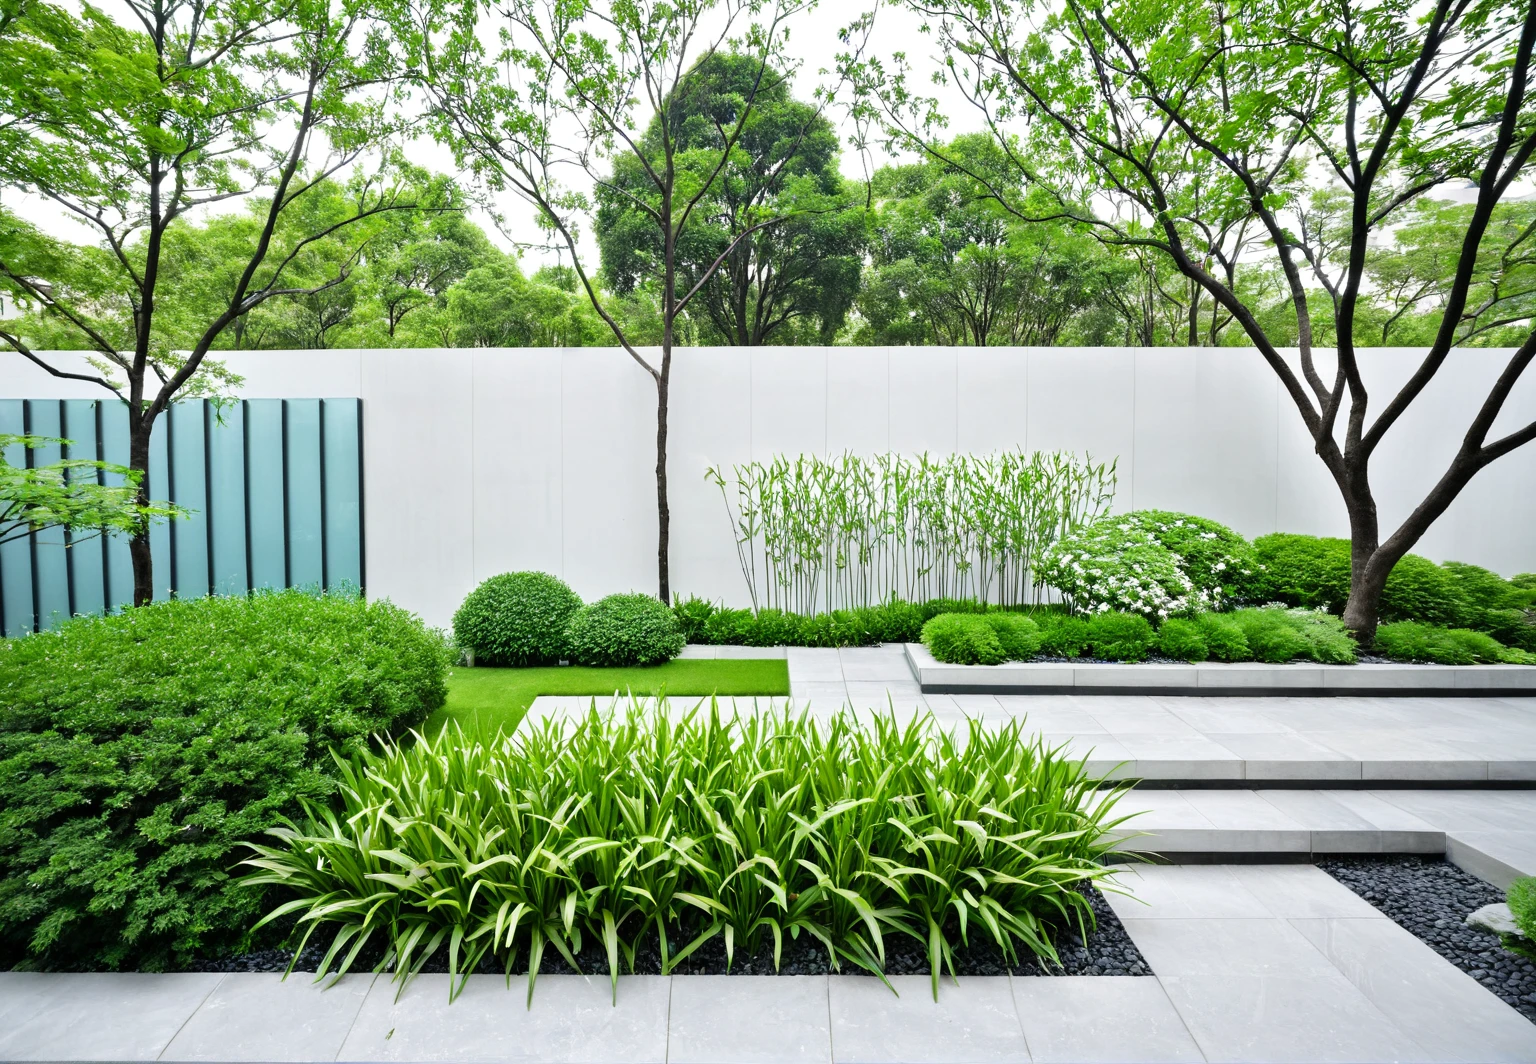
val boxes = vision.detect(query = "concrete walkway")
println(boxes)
[4,866,1533,1063]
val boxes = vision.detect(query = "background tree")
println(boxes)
[0,0,417,604]
[855,0,1536,639]
[595,52,866,345]
[399,0,836,600]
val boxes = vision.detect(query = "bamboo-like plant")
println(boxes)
[242,699,1137,1004]
[707,451,1117,613]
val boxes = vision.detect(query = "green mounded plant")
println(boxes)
[0,590,451,971]
[677,596,996,650]
[1286,610,1358,665]
[453,571,583,666]
[1195,613,1250,662]
[1085,611,1155,662]
[1037,614,1091,658]
[1506,878,1536,962]
[565,594,685,667]
[987,613,1043,659]
[1374,622,1533,665]
[1230,607,1309,663]
[242,703,1136,1003]
[923,613,1006,665]
[1250,535,1469,627]
[1155,617,1208,662]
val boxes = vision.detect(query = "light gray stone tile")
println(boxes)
[1100,865,1271,921]
[677,645,720,659]
[1158,972,1430,1063]
[0,972,222,1062]
[336,974,670,1063]
[1227,865,1384,919]
[1255,789,1376,830]
[1194,664,1326,690]
[1322,664,1456,691]
[1319,791,1441,833]
[714,645,787,659]
[827,976,1027,1064]
[1085,705,1202,736]
[160,973,374,1062]
[669,975,831,1064]
[1114,736,1245,780]
[787,649,846,681]
[1292,917,1536,1063]
[1156,700,1294,734]
[1377,789,1536,831]
[1118,918,1338,977]
[793,681,851,706]
[1178,789,1307,831]
[1011,977,1203,1063]
[1446,832,1536,889]
[1075,664,1201,688]
[1211,732,1361,780]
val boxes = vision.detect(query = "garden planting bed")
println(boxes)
[905,642,1536,696]
[1322,856,1536,1024]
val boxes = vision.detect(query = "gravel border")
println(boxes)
[190,886,1148,979]
[1320,856,1536,1024]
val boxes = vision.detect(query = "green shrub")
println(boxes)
[1478,608,1536,652]
[923,613,1007,665]
[1155,617,1208,662]
[0,590,451,971]
[985,613,1043,659]
[453,571,583,666]
[1086,611,1155,661]
[1230,607,1309,662]
[1509,877,1536,942]
[243,705,1132,1002]
[1038,614,1091,657]
[1374,621,1530,665]
[1286,609,1358,664]
[672,595,716,644]
[702,605,758,645]
[1196,613,1251,662]
[864,599,927,643]
[1442,561,1520,612]
[1251,534,1469,626]
[1038,510,1261,620]
[1513,573,1536,591]
[565,593,685,667]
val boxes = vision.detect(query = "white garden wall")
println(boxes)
[7,346,1534,630]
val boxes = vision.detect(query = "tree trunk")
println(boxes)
[1338,473,1383,644]
[128,424,155,607]
[656,353,671,604]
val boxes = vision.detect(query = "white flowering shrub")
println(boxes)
[1037,510,1262,621]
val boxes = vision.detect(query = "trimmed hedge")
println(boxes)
[565,593,685,667]
[453,572,582,666]
[677,596,1003,649]
[0,591,452,971]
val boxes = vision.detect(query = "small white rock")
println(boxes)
[1468,902,1521,936]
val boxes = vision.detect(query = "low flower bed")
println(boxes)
[242,703,1136,1002]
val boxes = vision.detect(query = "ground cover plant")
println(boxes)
[0,590,452,971]
[453,572,583,666]
[243,703,1136,1003]
[424,660,792,740]
[708,450,1116,613]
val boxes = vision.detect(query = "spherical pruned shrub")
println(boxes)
[0,590,452,971]
[922,613,1006,665]
[1086,611,1155,662]
[1038,614,1090,658]
[986,613,1043,660]
[1038,510,1260,621]
[565,593,686,667]
[1155,617,1209,662]
[1196,613,1250,662]
[453,571,583,666]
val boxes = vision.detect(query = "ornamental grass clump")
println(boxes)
[243,703,1135,1004]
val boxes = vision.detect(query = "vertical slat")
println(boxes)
[321,399,362,591]
[208,400,248,595]
[27,401,72,629]
[0,401,34,635]
[62,400,107,617]
[99,401,135,612]
[245,399,287,590]
[285,399,324,588]
[148,410,172,601]
[169,402,209,598]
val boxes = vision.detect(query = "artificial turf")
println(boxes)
[424,657,791,739]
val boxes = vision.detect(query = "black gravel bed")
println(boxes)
[1320,856,1536,1024]
[188,886,1148,979]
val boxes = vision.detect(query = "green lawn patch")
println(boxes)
[425,657,790,739]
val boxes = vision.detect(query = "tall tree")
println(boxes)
[0,0,414,605]
[397,0,832,600]
[595,52,866,345]
[853,0,1536,638]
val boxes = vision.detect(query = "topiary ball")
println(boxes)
[565,593,686,667]
[453,571,583,666]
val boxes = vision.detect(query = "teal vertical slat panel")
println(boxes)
[285,400,323,589]
[62,400,107,617]
[0,401,34,635]
[208,401,248,595]
[148,411,172,601]
[99,401,134,612]
[27,401,72,629]
[245,399,287,590]
[320,399,362,591]
[169,402,209,598]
